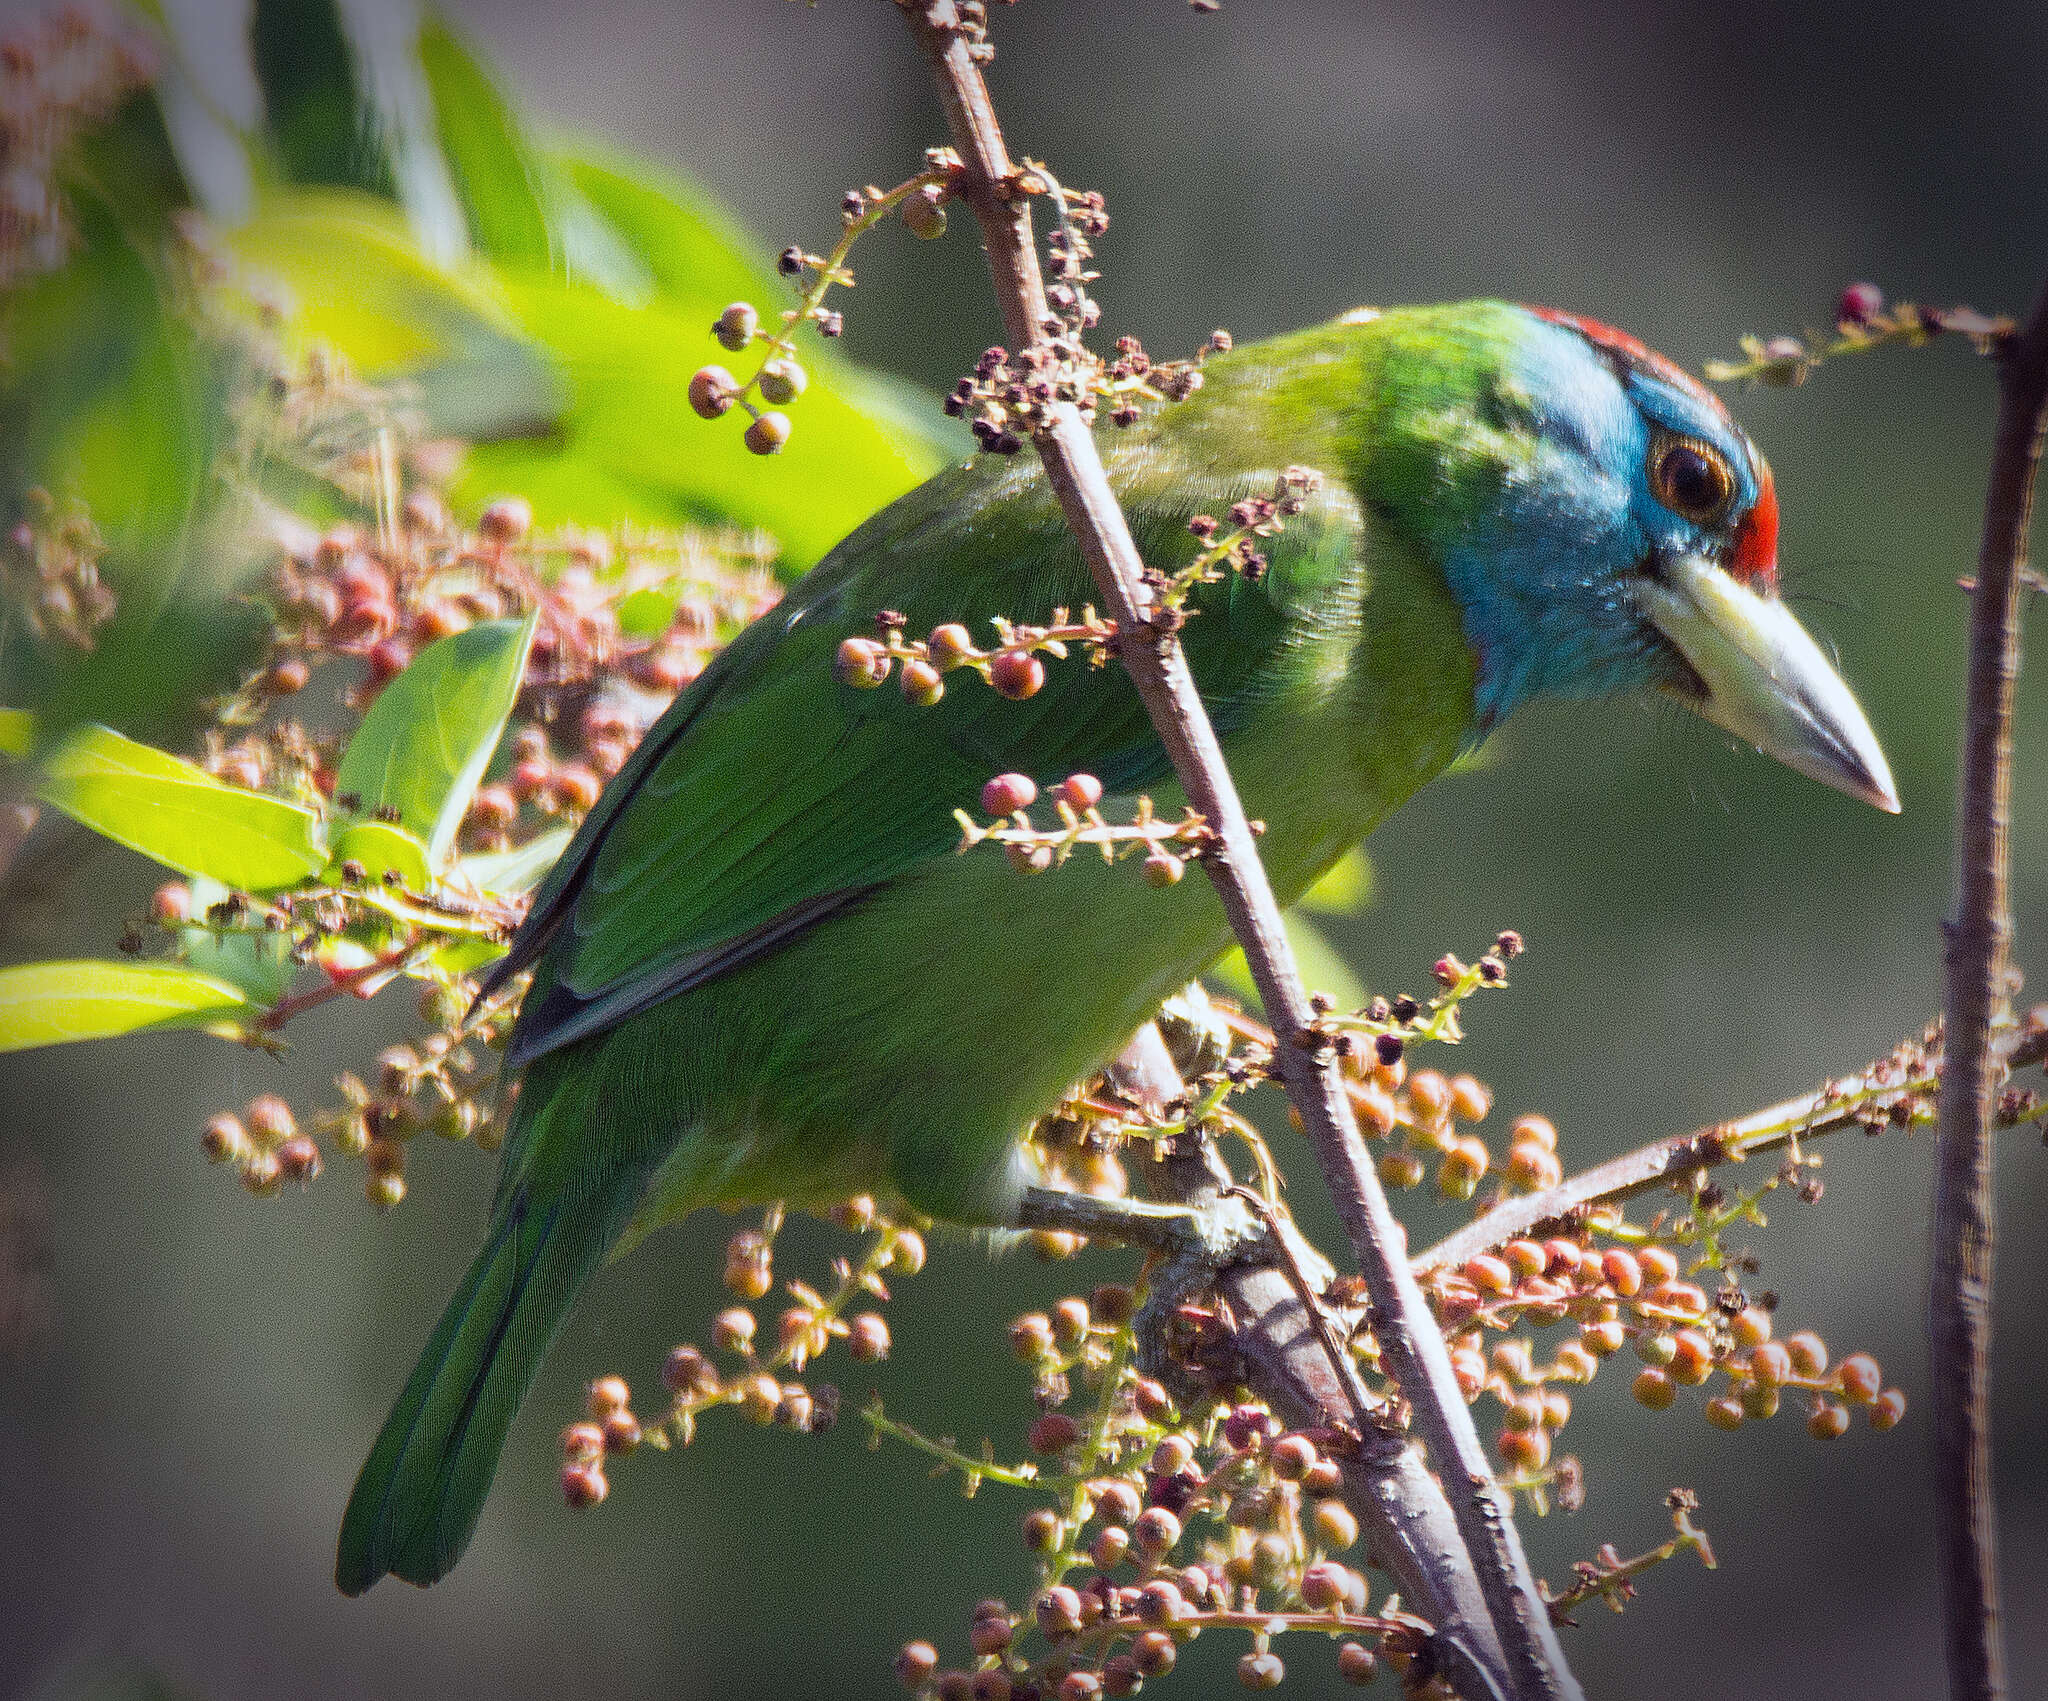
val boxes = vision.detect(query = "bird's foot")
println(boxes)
[1014,1185,1267,1265]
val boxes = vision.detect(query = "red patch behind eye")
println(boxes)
[1729,463,1779,593]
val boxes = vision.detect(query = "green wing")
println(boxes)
[487,437,1364,1067]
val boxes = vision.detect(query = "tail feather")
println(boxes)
[336,1186,619,1593]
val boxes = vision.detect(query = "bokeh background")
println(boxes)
[5,0,2048,1697]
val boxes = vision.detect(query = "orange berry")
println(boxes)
[585,1375,631,1420]
[1784,1330,1829,1378]
[1406,1069,1451,1121]
[1869,1388,1908,1432]
[1448,1073,1492,1121]
[1808,1401,1851,1440]
[1497,1426,1550,1470]
[1632,1367,1676,1410]
[1638,1245,1680,1285]
[1510,1113,1558,1152]
[1601,1248,1643,1296]
[1670,1328,1715,1385]
[559,1461,607,1508]
[1705,1396,1746,1431]
[1837,1353,1883,1404]
[1464,1254,1513,1296]
[1504,1239,1547,1278]
[1749,1341,1793,1386]
[1506,1141,1562,1191]
[1581,1319,1626,1356]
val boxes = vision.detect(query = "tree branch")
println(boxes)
[1931,273,2048,1701]
[897,7,1579,1695]
[1415,1015,2048,1277]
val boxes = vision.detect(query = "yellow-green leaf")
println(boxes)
[1210,912,1368,1016]
[459,824,571,898]
[333,613,536,867]
[0,709,31,758]
[39,725,327,890]
[326,818,432,889]
[0,959,252,1052]
[1299,847,1372,917]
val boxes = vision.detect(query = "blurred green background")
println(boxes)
[5,1,2048,1697]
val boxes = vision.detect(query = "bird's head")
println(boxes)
[1363,300,1897,812]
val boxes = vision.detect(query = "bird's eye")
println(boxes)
[1650,436,1735,526]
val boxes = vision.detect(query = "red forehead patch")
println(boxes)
[1524,305,1728,420]
[1729,461,1779,593]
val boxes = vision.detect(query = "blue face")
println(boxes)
[1440,310,1777,730]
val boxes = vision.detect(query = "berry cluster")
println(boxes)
[2,486,115,650]
[0,0,157,289]
[958,772,1219,888]
[688,153,961,454]
[558,1202,920,1507]
[1706,280,2017,388]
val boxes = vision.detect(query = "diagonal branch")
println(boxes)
[1931,273,2048,1701]
[896,6,1579,1696]
[1414,1016,2048,1277]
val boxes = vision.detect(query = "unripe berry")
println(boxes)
[1052,1295,1092,1348]
[1030,1412,1084,1455]
[1464,1254,1513,1296]
[1731,1305,1773,1348]
[1437,1137,1489,1199]
[1670,1329,1715,1385]
[714,302,759,351]
[1377,1150,1424,1189]
[1504,1239,1547,1279]
[1540,1388,1572,1428]
[1869,1388,1907,1431]
[560,1461,607,1508]
[1311,1498,1359,1549]
[366,1169,406,1210]
[1269,1433,1318,1481]
[1022,1506,1063,1551]
[1142,852,1185,888]
[1838,281,1884,326]
[988,649,1046,700]
[277,1136,323,1184]
[1837,1353,1883,1404]
[1649,1281,1709,1320]
[1058,1677,1100,1701]
[1510,1113,1558,1152]
[1150,1432,1194,1476]
[1010,1312,1055,1360]
[1132,1505,1181,1556]
[477,496,532,545]
[1704,1395,1746,1432]
[1237,1651,1284,1690]
[1741,1381,1781,1421]
[240,1149,283,1197]
[1300,1559,1347,1610]
[246,1094,296,1145]
[1035,1584,1084,1637]
[1601,1248,1643,1296]
[981,772,1037,816]
[1089,1524,1129,1569]
[1544,1238,1585,1276]
[928,623,975,668]
[743,411,792,455]
[1406,1069,1450,1122]
[688,364,737,419]
[757,358,807,405]
[713,1307,756,1353]
[835,636,891,689]
[1808,1401,1851,1440]
[895,1642,940,1690]
[724,1230,773,1299]
[1337,1641,1378,1685]
[200,1113,248,1165]
[662,1344,717,1396]
[1135,1579,1185,1625]
[898,657,944,706]
[1448,1073,1491,1121]
[1133,1630,1177,1678]
[1497,1425,1550,1470]
[1638,1245,1679,1285]
[1058,772,1104,812]
[1506,1141,1562,1191]
[1784,1329,1829,1378]
[1632,1367,1676,1410]
[1581,1319,1626,1356]
[586,1375,631,1420]
[849,1312,890,1362]
[902,185,948,239]
[740,1372,782,1424]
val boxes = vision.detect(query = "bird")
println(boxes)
[336,298,1897,1593]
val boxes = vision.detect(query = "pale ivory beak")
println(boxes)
[1641,552,1901,813]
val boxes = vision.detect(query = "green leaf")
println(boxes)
[0,959,251,1052]
[326,818,432,888]
[0,710,31,758]
[458,823,571,898]
[1210,913,1368,1016]
[1299,847,1373,916]
[333,612,536,867]
[39,725,327,890]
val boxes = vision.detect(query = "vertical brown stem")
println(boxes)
[1932,274,2048,1701]
[898,6,1579,1695]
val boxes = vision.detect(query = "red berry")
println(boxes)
[1058,772,1103,811]
[1838,281,1884,325]
[477,497,532,545]
[1030,1412,1084,1455]
[560,1461,607,1508]
[688,364,737,419]
[981,773,1037,816]
[366,636,412,682]
[586,1375,631,1419]
[988,649,1046,700]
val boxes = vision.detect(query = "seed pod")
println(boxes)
[902,186,948,239]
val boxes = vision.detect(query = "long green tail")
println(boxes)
[335,1183,621,1593]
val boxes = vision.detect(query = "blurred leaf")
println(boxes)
[1299,846,1372,916]
[0,959,251,1053]
[0,710,31,758]
[413,14,550,269]
[180,876,297,1005]
[227,190,563,440]
[458,279,938,566]
[326,817,431,888]
[559,146,771,311]
[39,726,326,890]
[333,613,535,867]
[252,0,394,197]
[458,823,571,897]
[1210,912,1368,1015]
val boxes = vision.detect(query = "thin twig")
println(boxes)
[1415,1017,2048,1276]
[1931,274,2048,1701]
[896,7,1578,1695]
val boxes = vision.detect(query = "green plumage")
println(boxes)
[341,298,1871,1594]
